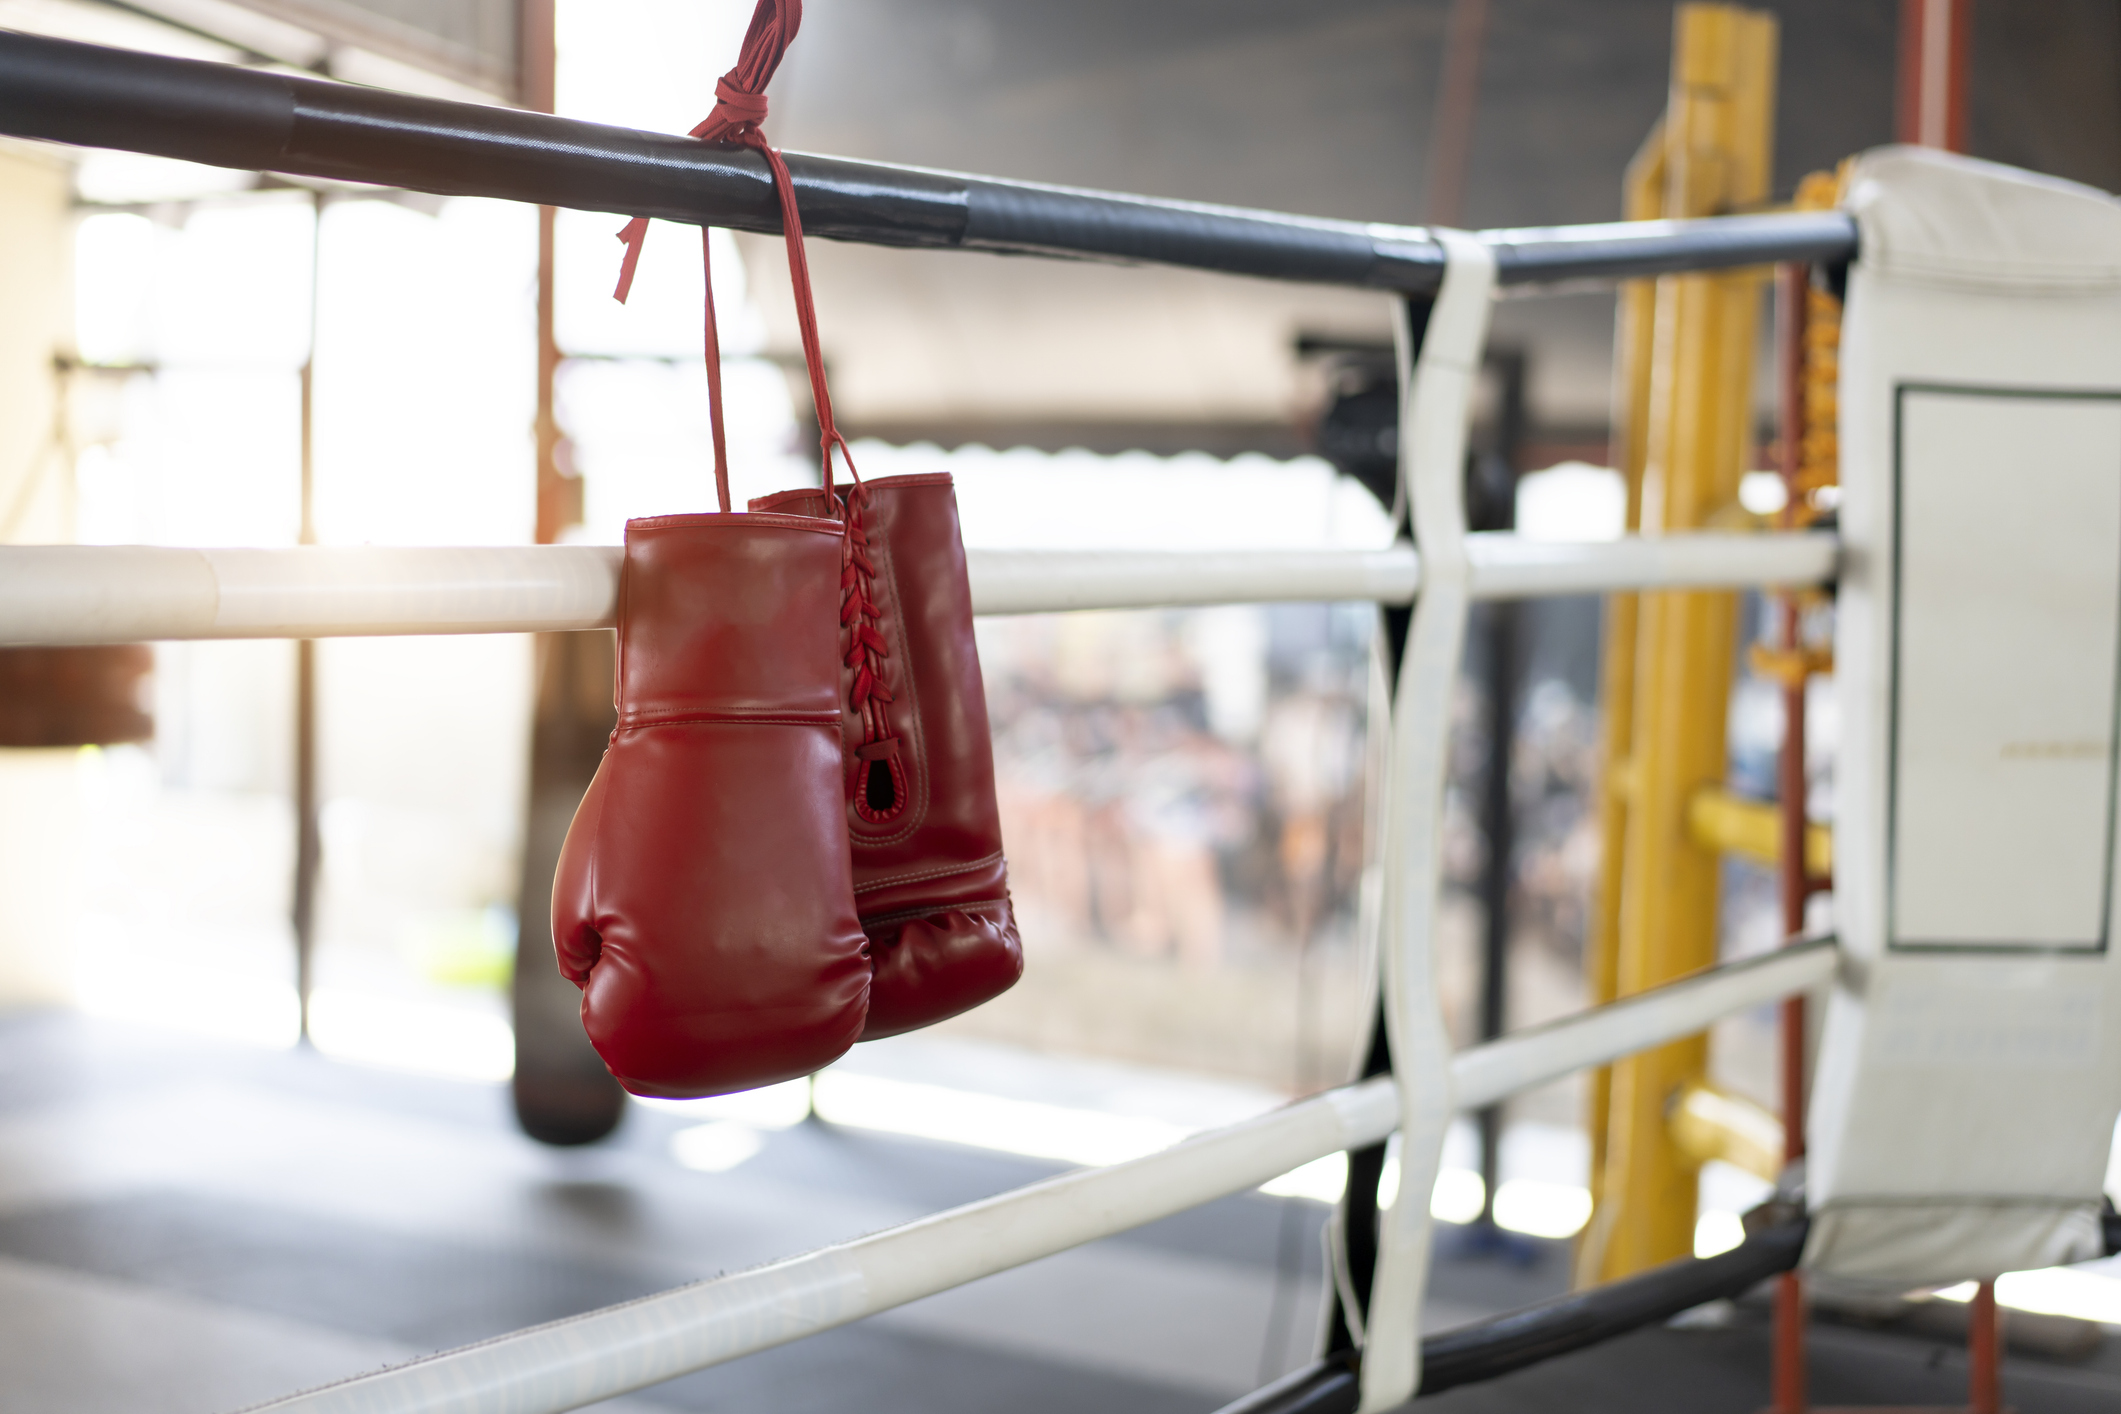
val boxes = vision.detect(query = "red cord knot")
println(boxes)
[695,78,768,137]
[611,0,804,306]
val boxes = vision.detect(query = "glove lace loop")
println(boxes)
[841,480,905,820]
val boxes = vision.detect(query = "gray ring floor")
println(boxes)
[0,1011,2115,1413]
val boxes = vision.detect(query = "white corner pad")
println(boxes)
[1357,227,1498,1414]
[1805,1200,2105,1291]
[1805,144,2121,1290]
[1842,145,2121,294]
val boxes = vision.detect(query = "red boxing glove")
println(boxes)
[552,511,871,1097]
[753,473,1022,1038]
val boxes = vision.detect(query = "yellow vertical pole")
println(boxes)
[1581,120,1665,1254]
[1589,2,1777,1282]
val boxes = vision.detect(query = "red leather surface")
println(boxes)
[552,513,870,1097]
[751,474,1023,1037]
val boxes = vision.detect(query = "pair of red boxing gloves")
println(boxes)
[546,0,1020,1097]
[550,471,1021,1098]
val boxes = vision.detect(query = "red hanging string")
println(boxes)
[611,0,797,305]
[609,0,852,513]
[610,0,896,802]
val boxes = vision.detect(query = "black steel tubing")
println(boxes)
[1217,1220,1809,1413]
[0,30,1856,292]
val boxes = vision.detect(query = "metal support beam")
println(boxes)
[506,0,626,1150]
[1897,0,1971,153]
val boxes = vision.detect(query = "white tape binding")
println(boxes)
[1358,226,1498,1414]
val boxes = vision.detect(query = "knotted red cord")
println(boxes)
[612,0,900,811]
[610,0,853,513]
[611,0,797,305]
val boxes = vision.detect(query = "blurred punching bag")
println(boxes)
[512,628,627,1144]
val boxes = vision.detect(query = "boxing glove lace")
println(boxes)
[753,473,1023,1038]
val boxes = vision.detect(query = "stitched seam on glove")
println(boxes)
[859,472,953,491]
[851,849,1006,895]
[859,896,1012,930]
[617,711,841,731]
[629,512,843,536]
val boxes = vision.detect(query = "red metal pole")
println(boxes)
[1897,0,1972,152]
[1768,260,1811,1414]
[1424,0,1490,227]
[1968,1279,2002,1414]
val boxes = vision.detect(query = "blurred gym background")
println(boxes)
[0,1,2117,1410]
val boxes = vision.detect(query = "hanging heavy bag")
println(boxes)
[552,0,873,1096]
[751,474,1024,1038]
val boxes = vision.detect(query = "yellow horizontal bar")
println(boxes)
[1686,788,1831,877]
[1669,1079,1784,1182]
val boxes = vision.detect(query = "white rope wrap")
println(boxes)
[1358,227,1498,1413]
